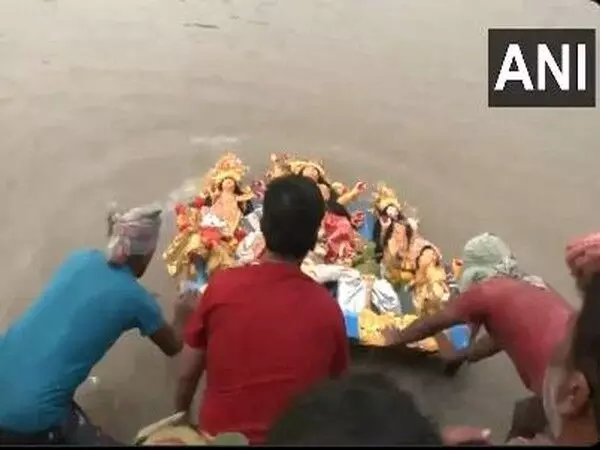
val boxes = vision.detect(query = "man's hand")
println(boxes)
[172,410,193,427]
[381,325,403,346]
[440,351,468,377]
[441,426,491,445]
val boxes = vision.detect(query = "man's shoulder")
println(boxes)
[480,277,570,310]
[479,277,536,296]
[213,262,312,283]
[60,249,141,296]
[301,278,334,298]
[454,278,514,312]
[210,262,333,298]
[64,248,104,266]
[291,277,338,311]
[50,249,105,283]
[209,264,258,285]
[202,265,264,298]
[210,263,331,299]
[483,277,551,295]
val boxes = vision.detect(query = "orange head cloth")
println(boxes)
[565,232,600,284]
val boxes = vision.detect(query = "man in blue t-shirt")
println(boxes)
[0,204,191,444]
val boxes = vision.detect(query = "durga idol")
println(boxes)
[162,153,255,289]
[288,157,368,266]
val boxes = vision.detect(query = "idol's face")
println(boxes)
[221,178,236,192]
[302,166,320,182]
[386,206,400,219]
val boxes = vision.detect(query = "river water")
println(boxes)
[1,0,599,442]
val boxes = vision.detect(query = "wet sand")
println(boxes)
[1,0,599,443]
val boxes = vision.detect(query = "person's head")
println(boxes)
[456,232,548,293]
[260,174,325,263]
[266,371,443,446]
[383,204,403,221]
[220,177,237,193]
[317,183,331,202]
[542,273,600,445]
[372,204,405,258]
[210,177,253,215]
[565,231,600,293]
[300,164,322,183]
[457,233,513,292]
[330,181,346,197]
[107,203,162,278]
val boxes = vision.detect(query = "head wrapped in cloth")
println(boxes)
[565,232,600,285]
[458,232,546,292]
[106,203,163,265]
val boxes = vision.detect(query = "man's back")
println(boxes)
[184,262,349,444]
[454,277,573,395]
[0,249,163,433]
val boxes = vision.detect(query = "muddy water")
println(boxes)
[1,0,599,442]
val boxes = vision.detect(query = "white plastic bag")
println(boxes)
[337,271,401,315]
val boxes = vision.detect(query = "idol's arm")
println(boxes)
[337,187,361,206]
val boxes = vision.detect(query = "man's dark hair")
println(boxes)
[266,371,443,446]
[572,272,600,434]
[260,174,325,259]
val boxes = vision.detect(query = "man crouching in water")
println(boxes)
[0,204,189,445]
[382,232,574,442]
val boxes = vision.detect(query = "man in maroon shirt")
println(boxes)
[383,233,574,439]
[174,174,350,444]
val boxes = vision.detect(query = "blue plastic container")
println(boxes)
[348,201,375,241]
[343,312,361,340]
[445,324,471,351]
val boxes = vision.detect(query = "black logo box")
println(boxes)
[488,28,596,108]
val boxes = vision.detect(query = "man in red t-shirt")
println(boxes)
[173,174,350,445]
[383,233,574,439]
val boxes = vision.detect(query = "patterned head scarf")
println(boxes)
[565,231,600,285]
[458,232,547,292]
[106,203,163,265]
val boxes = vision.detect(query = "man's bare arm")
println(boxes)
[384,304,464,346]
[150,326,183,357]
[175,345,206,414]
[150,291,199,357]
[444,332,502,367]
[464,333,502,363]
